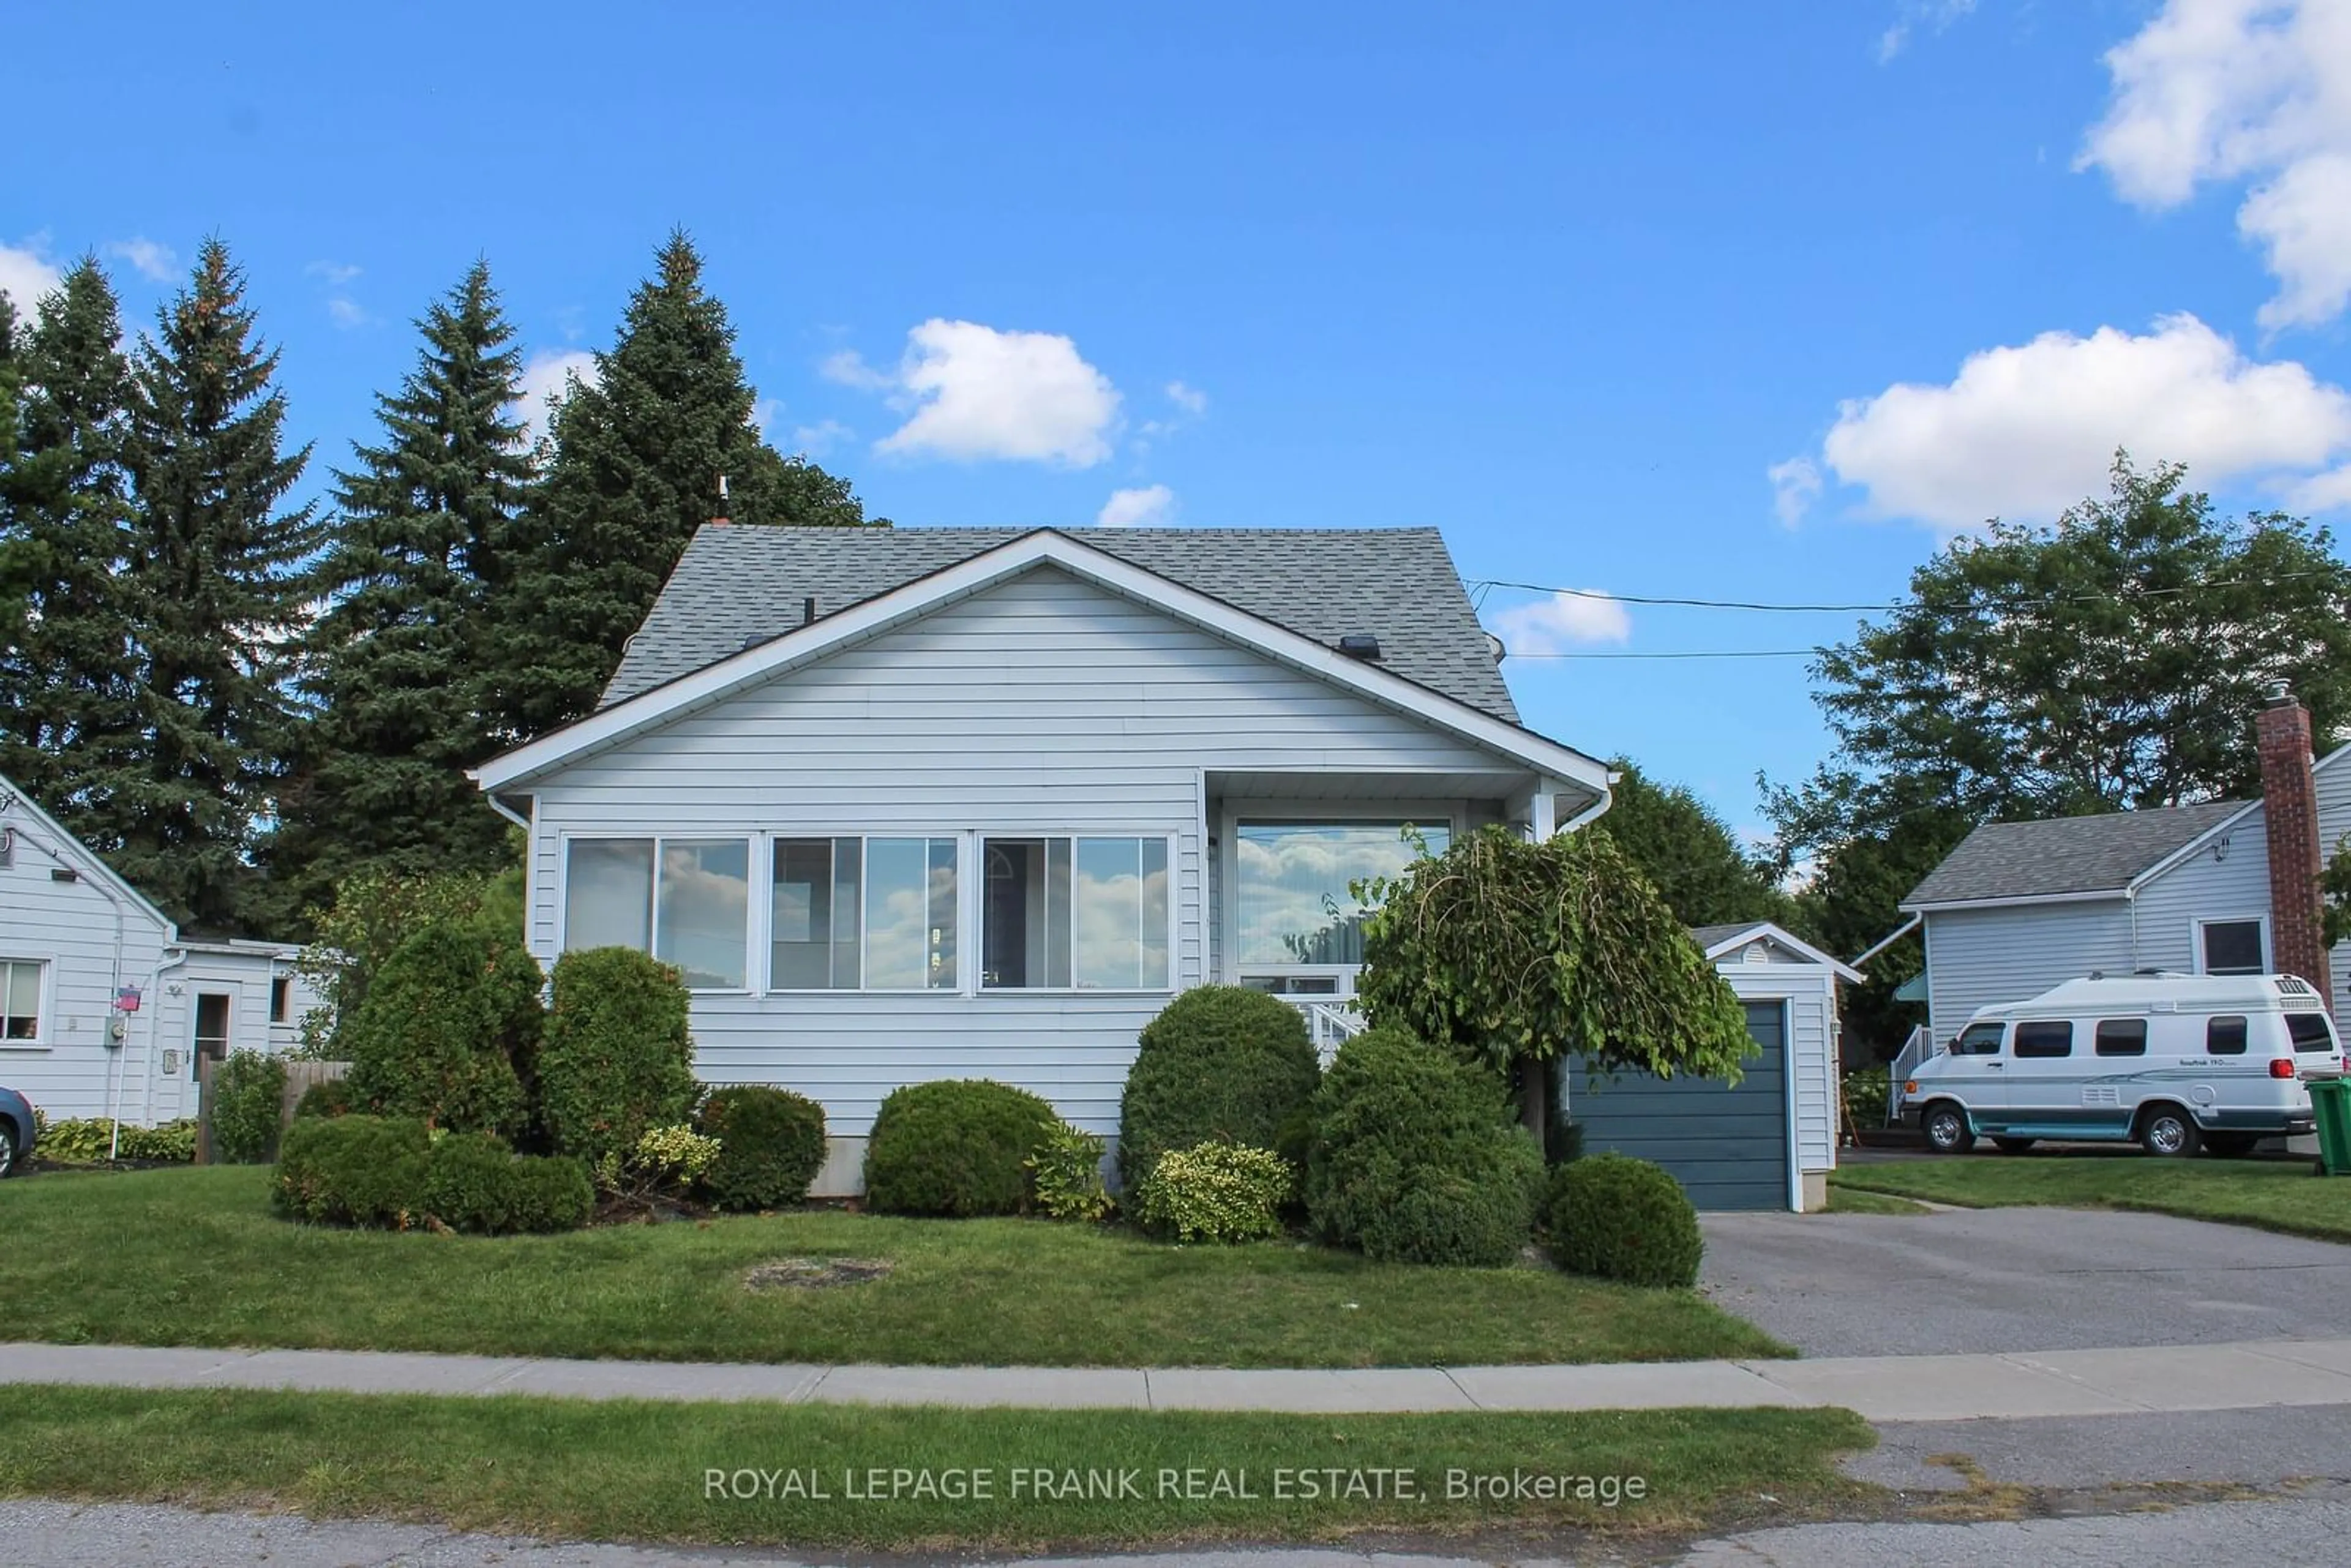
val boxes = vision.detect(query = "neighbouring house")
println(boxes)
[0,776,321,1125]
[1897,685,2351,1059]
[471,524,1848,1207]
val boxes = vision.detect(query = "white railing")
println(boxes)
[1887,1024,1935,1122]
[1303,1002,1368,1063]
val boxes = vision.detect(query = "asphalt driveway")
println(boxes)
[1700,1207,2351,1357]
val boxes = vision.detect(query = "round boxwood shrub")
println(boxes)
[209,1050,288,1165]
[293,1078,353,1120]
[274,1114,432,1227]
[342,921,541,1135]
[1542,1152,1703,1288]
[422,1131,594,1234]
[1304,1026,1543,1267]
[695,1086,827,1211]
[1118,985,1319,1189]
[863,1079,1059,1217]
[538,947,698,1169]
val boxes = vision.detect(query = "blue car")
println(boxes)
[0,1086,34,1177]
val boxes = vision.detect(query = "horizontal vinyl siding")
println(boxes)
[528,566,1517,1135]
[1724,967,1836,1177]
[0,850,171,1122]
[2316,756,2351,1041]
[2129,806,2271,975]
[1922,901,2135,1046]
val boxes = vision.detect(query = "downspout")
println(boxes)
[2127,889,2142,974]
[1556,778,1616,835]
[139,945,190,1131]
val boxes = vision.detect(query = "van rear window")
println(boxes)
[2288,1013,2338,1053]
[2209,1016,2248,1054]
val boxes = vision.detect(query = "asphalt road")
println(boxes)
[1697,1207,2351,1356]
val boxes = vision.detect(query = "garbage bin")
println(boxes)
[2309,1078,2351,1176]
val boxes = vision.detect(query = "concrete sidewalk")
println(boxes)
[13,1337,2351,1422]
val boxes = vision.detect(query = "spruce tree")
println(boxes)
[0,260,142,824]
[493,230,869,736]
[115,239,319,932]
[267,261,534,915]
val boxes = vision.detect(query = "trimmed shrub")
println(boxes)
[863,1079,1059,1217]
[696,1086,827,1212]
[503,1151,596,1232]
[274,1115,432,1226]
[1304,1027,1543,1267]
[1118,985,1319,1189]
[1132,1142,1291,1244]
[538,947,697,1168]
[1026,1122,1112,1223]
[1542,1152,1703,1288]
[341,920,541,1135]
[209,1051,288,1164]
[422,1132,595,1234]
[293,1078,353,1120]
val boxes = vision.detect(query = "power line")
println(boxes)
[1509,648,1818,661]
[1468,568,2348,615]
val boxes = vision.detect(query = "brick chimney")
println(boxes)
[2258,681,2330,1001]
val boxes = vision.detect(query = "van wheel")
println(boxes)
[1992,1137,2036,1153]
[2139,1105,2201,1158]
[1922,1102,1974,1154]
[2202,1133,2258,1158]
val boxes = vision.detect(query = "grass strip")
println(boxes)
[1820,1186,1932,1216]
[0,1387,1877,1551]
[1831,1153,2351,1243]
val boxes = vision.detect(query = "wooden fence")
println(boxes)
[194,1058,350,1166]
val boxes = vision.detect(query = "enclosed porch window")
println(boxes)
[1233,821,1446,989]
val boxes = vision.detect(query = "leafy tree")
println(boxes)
[268,261,534,915]
[290,864,523,1057]
[493,231,871,737]
[0,260,141,822]
[111,239,320,932]
[1602,760,1788,926]
[1355,825,1755,1135]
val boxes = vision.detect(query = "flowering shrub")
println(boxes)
[593,1123,722,1197]
[1026,1122,1112,1222]
[1133,1142,1291,1244]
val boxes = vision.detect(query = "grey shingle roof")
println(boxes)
[601,525,1521,722]
[1901,800,2249,908]
[1689,922,1768,950]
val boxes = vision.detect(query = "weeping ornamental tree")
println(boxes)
[1354,825,1755,1135]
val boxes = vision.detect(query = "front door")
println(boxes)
[192,992,231,1076]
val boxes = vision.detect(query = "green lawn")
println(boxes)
[0,1387,1876,1550]
[1820,1186,1932,1216]
[0,1166,1785,1367]
[1832,1152,2351,1242]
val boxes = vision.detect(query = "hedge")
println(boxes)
[863,1079,1059,1217]
[538,947,698,1168]
[274,1115,591,1234]
[1542,1152,1704,1288]
[1117,986,1319,1189]
[340,921,541,1135]
[694,1086,827,1211]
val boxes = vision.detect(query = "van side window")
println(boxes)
[1954,1022,2004,1056]
[2094,1019,2148,1057]
[2013,1021,2072,1059]
[2208,1015,2248,1055]
[2289,1014,2338,1054]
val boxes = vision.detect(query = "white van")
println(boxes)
[1902,973,2344,1157]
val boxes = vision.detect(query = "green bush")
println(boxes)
[274,1115,432,1226]
[1842,1062,1891,1130]
[862,1079,1059,1217]
[502,1151,596,1232]
[209,1051,288,1164]
[341,920,542,1135]
[421,1131,594,1234]
[1026,1122,1112,1223]
[537,947,697,1167]
[1132,1142,1291,1243]
[1118,985,1320,1190]
[293,1078,353,1120]
[119,1119,197,1163]
[1542,1152,1704,1288]
[1304,1027,1543,1267]
[696,1086,827,1211]
[38,1118,198,1164]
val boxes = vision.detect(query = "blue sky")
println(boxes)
[9,1,2350,841]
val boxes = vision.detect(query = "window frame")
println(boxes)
[1220,803,1464,987]
[975,833,1178,995]
[0,957,50,1049]
[2207,1014,2249,1056]
[1952,1021,2005,1056]
[2012,1019,2074,1059]
[2094,1018,2148,1057]
[2194,914,2270,977]
[269,974,291,1025]
[557,833,756,995]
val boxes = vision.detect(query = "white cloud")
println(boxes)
[1096,484,1176,528]
[1789,313,2351,528]
[1878,0,1976,62]
[306,260,362,286]
[790,418,853,457]
[512,348,599,444]
[105,238,177,282]
[325,296,372,329]
[1166,380,1208,415]
[1489,591,1632,653]
[0,240,62,315]
[1766,456,1823,527]
[842,319,1120,467]
[2080,0,2351,328]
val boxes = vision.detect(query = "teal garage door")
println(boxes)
[1565,1000,1789,1210]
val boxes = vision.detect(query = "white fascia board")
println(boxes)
[1697,921,1865,983]
[0,770,178,936]
[473,530,1614,796]
[1899,888,2131,914]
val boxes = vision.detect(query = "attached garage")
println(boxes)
[1563,922,1856,1212]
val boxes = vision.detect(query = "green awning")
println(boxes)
[1893,972,1930,1003]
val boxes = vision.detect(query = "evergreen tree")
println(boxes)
[114,239,319,932]
[494,230,869,737]
[266,261,535,916]
[0,260,141,822]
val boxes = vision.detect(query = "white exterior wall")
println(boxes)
[523,566,1517,1154]
[1715,948,1839,1196]
[1921,899,2136,1045]
[0,832,171,1122]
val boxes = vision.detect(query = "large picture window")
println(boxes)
[983,836,1170,990]
[1234,822,1447,969]
[563,837,751,990]
[863,838,960,990]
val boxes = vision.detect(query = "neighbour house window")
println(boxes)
[771,838,863,990]
[2094,1019,2147,1057]
[1234,822,1448,970]
[2199,919,2267,976]
[1,959,43,1041]
[2208,1015,2249,1055]
[1952,1022,2004,1055]
[269,975,291,1024]
[2013,1021,2073,1059]
[563,837,752,990]
[981,836,1171,990]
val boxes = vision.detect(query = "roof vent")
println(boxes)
[2264,678,2293,707]
[803,595,818,627]
[1336,634,1382,661]
[50,867,78,883]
